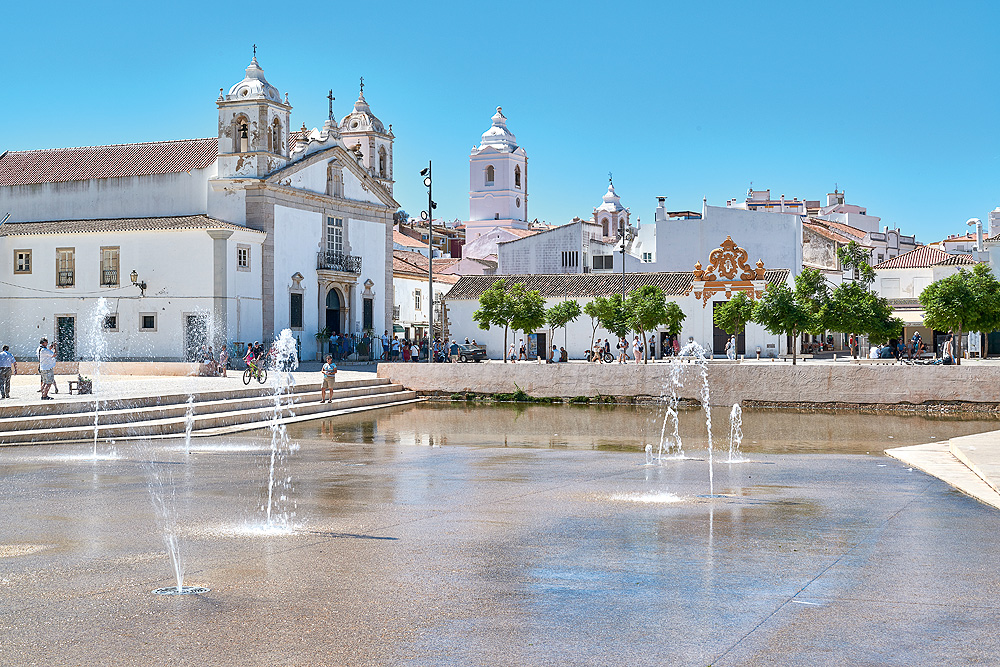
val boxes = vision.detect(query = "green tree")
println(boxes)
[751,281,812,365]
[966,263,1000,357]
[713,291,755,336]
[597,294,633,342]
[921,264,1000,364]
[546,300,582,349]
[822,281,903,349]
[627,286,678,363]
[662,302,686,340]
[473,279,517,362]
[583,299,608,352]
[511,284,547,356]
[837,240,876,284]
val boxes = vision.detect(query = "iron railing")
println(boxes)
[57,270,74,287]
[101,268,119,286]
[327,332,386,362]
[317,251,362,274]
[392,305,400,321]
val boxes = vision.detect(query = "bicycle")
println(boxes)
[586,348,615,363]
[243,358,268,385]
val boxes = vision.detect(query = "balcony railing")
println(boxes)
[101,268,119,286]
[392,305,400,321]
[57,270,75,287]
[317,251,362,274]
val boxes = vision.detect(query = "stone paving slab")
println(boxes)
[885,441,1000,510]
[949,430,1000,496]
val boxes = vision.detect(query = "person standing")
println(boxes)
[508,342,517,363]
[38,339,57,400]
[648,335,656,360]
[0,345,16,399]
[320,355,337,403]
[449,340,459,363]
[381,330,390,360]
[942,333,954,365]
[218,346,229,378]
[726,335,737,360]
[632,336,642,364]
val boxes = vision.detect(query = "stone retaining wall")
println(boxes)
[377,361,1000,407]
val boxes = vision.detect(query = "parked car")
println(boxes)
[456,344,486,363]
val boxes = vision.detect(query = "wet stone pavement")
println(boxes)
[1,404,999,666]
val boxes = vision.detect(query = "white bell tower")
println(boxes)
[468,107,527,228]
[216,53,292,178]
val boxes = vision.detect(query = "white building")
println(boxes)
[0,55,397,361]
[448,237,793,359]
[391,250,458,341]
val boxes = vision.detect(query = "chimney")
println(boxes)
[655,196,667,222]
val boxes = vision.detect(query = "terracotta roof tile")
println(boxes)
[874,246,978,269]
[446,270,790,300]
[0,138,218,186]
[0,215,261,237]
[393,230,427,248]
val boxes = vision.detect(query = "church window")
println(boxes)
[327,164,344,197]
[289,292,304,329]
[269,118,282,154]
[378,146,387,178]
[237,245,250,271]
[327,217,344,255]
[14,250,31,274]
[514,165,521,188]
[602,218,610,236]
[485,165,495,186]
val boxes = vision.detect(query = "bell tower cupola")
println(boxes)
[468,107,528,227]
[339,78,394,194]
[216,50,292,178]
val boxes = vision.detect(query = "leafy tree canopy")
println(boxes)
[837,240,876,284]
[546,300,582,330]
[713,291,754,336]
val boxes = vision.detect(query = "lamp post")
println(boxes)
[130,269,147,297]
[420,162,436,361]
[617,220,633,298]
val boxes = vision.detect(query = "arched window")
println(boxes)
[485,165,495,186]
[269,118,282,154]
[233,115,250,153]
[378,146,387,178]
[514,165,521,188]
[602,218,610,236]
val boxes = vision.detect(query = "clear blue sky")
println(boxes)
[3,0,999,243]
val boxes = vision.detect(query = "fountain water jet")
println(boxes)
[144,456,208,595]
[262,329,300,531]
[88,298,112,459]
[183,396,195,456]
[728,403,744,462]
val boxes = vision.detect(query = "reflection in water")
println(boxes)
[288,402,1000,456]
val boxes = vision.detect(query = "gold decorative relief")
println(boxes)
[691,237,768,307]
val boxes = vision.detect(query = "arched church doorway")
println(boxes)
[326,289,342,334]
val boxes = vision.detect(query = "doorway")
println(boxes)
[55,316,75,361]
[184,314,209,361]
[712,301,746,357]
[326,289,342,334]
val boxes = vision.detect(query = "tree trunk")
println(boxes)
[503,326,508,363]
[985,332,990,359]
[956,326,963,365]
[792,330,797,366]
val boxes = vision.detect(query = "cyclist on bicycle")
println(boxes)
[245,341,260,368]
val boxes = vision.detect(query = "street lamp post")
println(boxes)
[617,219,633,299]
[420,162,436,362]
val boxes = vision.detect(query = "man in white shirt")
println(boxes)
[38,338,57,400]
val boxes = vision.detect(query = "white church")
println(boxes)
[0,55,398,362]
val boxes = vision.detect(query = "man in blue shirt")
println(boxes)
[0,345,16,399]
[320,355,337,403]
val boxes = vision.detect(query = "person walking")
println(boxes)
[449,340,459,363]
[37,339,59,394]
[0,345,16,399]
[320,354,337,402]
[726,335,737,360]
[632,336,642,364]
[218,346,229,377]
[38,339,57,400]
[508,342,517,363]
[518,339,527,361]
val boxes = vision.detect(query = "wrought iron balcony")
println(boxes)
[57,270,75,287]
[392,305,400,321]
[317,251,362,274]
[101,268,119,286]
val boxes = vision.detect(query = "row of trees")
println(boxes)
[473,280,685,363]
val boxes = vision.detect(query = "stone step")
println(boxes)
[0,382,403,431]
[0,378,391,419]
[0,389,418,445]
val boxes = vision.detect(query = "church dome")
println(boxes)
[596,180,625,213]
[478,107,518,152]
[226,56,281,103]
[340,84,386,134]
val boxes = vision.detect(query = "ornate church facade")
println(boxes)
[0,55,397,362]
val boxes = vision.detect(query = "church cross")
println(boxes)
[253,44,257,57]
[608,171,613,184]
[328,90,335,120]
[360,76,364,96]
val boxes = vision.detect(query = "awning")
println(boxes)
[891,308,926,326]
[393,324,405,332]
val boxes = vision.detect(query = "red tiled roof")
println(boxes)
[393,230,427,248]
[874,246,978,269]
[0,215,261,237]
[803,221,856,245]
[0,138,219,186]
[819,219,868,242]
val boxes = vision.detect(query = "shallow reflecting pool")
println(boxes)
[2,403,999,666]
